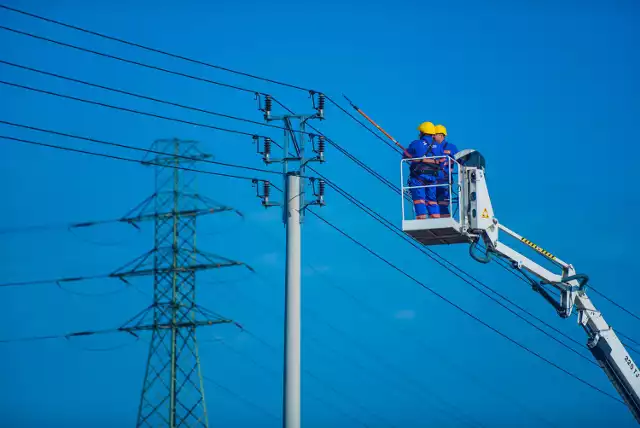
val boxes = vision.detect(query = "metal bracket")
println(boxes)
[252,179,280,208]
[303,178,326,209]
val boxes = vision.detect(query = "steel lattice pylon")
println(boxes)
[118,138,244,428]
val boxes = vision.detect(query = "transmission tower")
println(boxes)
[112,138,246,427]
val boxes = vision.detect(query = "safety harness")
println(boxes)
[410,140,448,178]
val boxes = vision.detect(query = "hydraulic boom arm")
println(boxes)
[466,166,640,423]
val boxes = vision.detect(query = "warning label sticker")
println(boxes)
[481,208,489,219]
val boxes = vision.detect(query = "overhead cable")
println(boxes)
[0,135,276,186]
[307,209,624,404]
[319,175,596,365]
[265,99,599,367]
[202,375,282,422]
[0,120,280,176]
[329,94,640,339]
[0,24,264,95]
[325,94,401,155]
[0,80,269,139]
[3,3,633,401]
[0,60,316,136]
[590,286,640,324]
[0,4,314,92]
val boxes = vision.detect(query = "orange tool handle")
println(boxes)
[343,95,412,159]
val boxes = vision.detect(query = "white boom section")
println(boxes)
[465,165,640,423]
[400,156,639,420]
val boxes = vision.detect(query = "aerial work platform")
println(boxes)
[344,92,639,421]
[399,151,640,421]
[402,218,469,246]
[401,155,473,246]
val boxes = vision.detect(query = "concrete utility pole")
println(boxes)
[254,94,326,428]
[284,172,301,427]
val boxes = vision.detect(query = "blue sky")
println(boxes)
[1,0,639,426]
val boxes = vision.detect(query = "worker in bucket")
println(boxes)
[404,121,442,219]
[433,124,458,218]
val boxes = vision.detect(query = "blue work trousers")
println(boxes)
[436,180,451,216]
[409,175,439,218]
[436,181,451,217]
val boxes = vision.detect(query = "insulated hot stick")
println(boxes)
[343,94,412,159]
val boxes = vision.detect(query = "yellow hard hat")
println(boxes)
[417,121,436,135]
[434,124,447,136]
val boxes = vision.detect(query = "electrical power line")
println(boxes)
[265,93,620,404]
[307,209,624,404]
[202,375,281,423]
[0,270,114,289]
[272,97,405,199]
[254,227,555,427]
[0,120,280,176]
[1,27,401,200]
[324,96,640,343]
[0,205,240,236]
[216,267,490,428]
[0,235,250,290]
[0,4,314,93]
[219,272,469,427]
[299,266,555,428]
[261,97,603,374]
[46,29,616,402]
[590,286,640,324]
[254,276,477,425]
[0,24,265,96]
[264,90,638,369]
[619,331,640,349]
[290,99,640,364]
[3,1,635,410]
[325,95,401,155]
[487,244,640,353]
[216,338,372,428]
[17,51,629,357]
[4,125,619,424]
[0,2,398,146]
[462,239,640,354]
[6,2,634,341]
[0,207,240,244]
[0,330,103,344]
[0,60,316,136]
[1,332,278,422]
[311,173,596,364]
[0,135,274,188]
[238,327,394,428]
[0,80,269,139]
[0,316,232,343]
[295,81,640,345]
[9,15,400,205]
